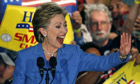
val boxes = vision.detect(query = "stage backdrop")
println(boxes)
[0,4,74,51]
[103,60,140,84]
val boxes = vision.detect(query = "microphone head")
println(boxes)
[37,57,45,68]
[49,57,57,68]
[37,57,44,78]
[49,57,57,79]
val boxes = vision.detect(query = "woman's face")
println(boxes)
[44,14,67,49]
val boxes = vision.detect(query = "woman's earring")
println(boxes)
[43,35,46,37]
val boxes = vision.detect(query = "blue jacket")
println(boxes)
[12,43,128,84]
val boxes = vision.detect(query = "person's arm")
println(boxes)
[76,32,131,84]
[76,48,102,84]
[78,32,131,72]
[71,11,82,38]
[72,11,85,45]
[121,0,140,34]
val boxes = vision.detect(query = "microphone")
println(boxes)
[49,56,57,79]
[37,57,45,78]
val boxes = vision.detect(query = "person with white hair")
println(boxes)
[76,3,140,84]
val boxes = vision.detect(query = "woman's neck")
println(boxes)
[42,42,58,60]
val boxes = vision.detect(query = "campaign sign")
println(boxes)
[103,60,140,84]
[0,5,73,51]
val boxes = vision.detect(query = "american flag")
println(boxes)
[22,0,76,7]
[0,0,77,24]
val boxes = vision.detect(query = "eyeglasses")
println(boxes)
[91,21,109,28]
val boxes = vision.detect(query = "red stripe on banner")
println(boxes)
[101,74,108,79]
[22,0,76,7]
[60,3,76,7]
[29,27,33,32]
[22,3,76,7]
[101,68,115,79]
[108,73,113,77]
[128,80,135,84]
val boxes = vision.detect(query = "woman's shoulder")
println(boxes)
[18,43,41,55]
[16,43,42,61]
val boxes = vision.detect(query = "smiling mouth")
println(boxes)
[57,37,64,44]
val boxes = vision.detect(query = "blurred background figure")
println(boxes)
[72,11,93,45]
[0,47,17,84]
[109,0,140,51]
[109,0,135,38]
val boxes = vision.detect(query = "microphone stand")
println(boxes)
[46,69,49,84]
[44,68,51,84]
[37,57,56,84]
